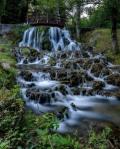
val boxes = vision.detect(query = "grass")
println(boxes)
[0,36,16,65]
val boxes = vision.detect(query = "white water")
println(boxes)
[17,27,120,133]
[19,27,81,52]
[19,27,44,51]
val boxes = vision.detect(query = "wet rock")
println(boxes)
[70,73,83,86]
[26,88,51,104]
[54,84,69,95]
[102,90,120,99]
[91,63,104,77]
[20,71,33,81]
[85,73,94,81]
[60,53,67,59]
[30,49,40,57]
[93,81,105,90]
[56,107,69,120]
[50,71,56,80]
[83,59,93,69]
[113,91,120,99]
[49,58,56,66]
[64,62,72,69]
[106,73,120,86]
[23,58,28,64]
[29,56,37,63]
[102,68,112,76]
[73,63,79,69]
[74,51,81,58]
[85,89,94,96]
[56,71,68,80]
[82,51,90,58]
[71,87,81,95]
[94,58,100,63]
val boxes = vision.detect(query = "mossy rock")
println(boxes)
[49,58,56,66]
[106,73,120,86]
[26,88,51,104]
[54,84,69,95]
[91,63,104,77]
[19,71,33,81]
[93,81,105,91]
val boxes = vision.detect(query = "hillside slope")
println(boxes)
[81,29,120,64]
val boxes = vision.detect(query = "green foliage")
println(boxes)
[81,29,120,64]
[88,4,111,28]
[103,0,120,19]
[1,0,29,23]
[11,25,30,45]
[0,67,16,89]
[0,0,6,16]
[86,127,112,149]
[0,76,80,149]
[36,128,80,149]
[0,139,10,149]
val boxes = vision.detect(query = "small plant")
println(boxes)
[0,139,10,149]
[86,127,112,149]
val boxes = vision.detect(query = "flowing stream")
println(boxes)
[16,27,120,133]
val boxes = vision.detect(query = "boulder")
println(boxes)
[20,71,33,81]
[0,62,11,71]
[106,73,120,86]
[91,63,104,77]
[26,88,51,104]
[93,81,105,91]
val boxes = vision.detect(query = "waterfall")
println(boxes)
[19,27,81,52]
[17,27,120,133]
[19,27,44,51]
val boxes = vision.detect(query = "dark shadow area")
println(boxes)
[0,0,28,24]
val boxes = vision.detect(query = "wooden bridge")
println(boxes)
[27,12,65,28]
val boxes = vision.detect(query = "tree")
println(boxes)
[103,0,120,53]
[1,0,29,23]
[0,0,6,23]
[75,0,83,39]
[65,0,84,39]
[65,0,101,39]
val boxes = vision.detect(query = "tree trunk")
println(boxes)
[56,0,60,17]
[111,15,119,53]
[75,1,81,39]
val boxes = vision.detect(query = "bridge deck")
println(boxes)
[27,13,65,28]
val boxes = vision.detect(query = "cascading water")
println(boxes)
[19,27,44,51]
[17,27,120,133]
[19,27,81,52]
